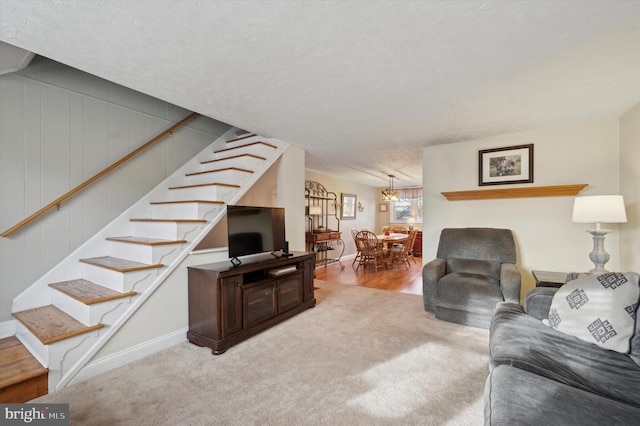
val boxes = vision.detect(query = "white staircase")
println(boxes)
[10,128,289,393]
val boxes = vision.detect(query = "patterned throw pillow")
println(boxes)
[545,272,640,353]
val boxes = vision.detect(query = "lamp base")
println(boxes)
[586,229,611,275]
[588,265,609,275]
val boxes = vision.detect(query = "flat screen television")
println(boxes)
[227,205,287,265]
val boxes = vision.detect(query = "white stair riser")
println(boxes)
[50,291,135,326]
[107,240,183,265]
[81,265,158,293]
[16,322,48,367]
[131,221,179,240]
[185,169,253,186]
[151,202,224,220]
[166,185,225,202]
[214,144,277,159]
[50,292,92,325]
[131,221,203,240]
[174,185,237,202]
[199,156,265,171]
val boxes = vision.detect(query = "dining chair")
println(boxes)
[388,230,416,269]
[355,230,387,271]
[405,228,419,264]
[351,228,361,266]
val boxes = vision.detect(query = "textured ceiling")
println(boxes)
[1,1,639,187]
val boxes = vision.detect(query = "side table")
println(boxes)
[532,270,567,288]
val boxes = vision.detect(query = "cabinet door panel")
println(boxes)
[302,258,315,302]
[187,269,221,339]
[277,273,303,313]
[244,282,276,328]
[220,276,243,338]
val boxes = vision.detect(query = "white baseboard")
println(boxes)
[0,320,17,338]
[69,328,188,387]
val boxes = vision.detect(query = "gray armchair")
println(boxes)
[423,228,521,329]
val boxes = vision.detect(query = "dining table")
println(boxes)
[376,232,410,244]
[375,233,410,268]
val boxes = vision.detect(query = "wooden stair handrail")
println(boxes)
[2,112,198,238]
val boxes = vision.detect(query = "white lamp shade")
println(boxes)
[572,195,627,224]
[308,205,322,216]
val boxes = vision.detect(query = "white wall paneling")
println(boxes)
[0,57,231,321]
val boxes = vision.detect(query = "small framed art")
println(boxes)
[479,144,533,186]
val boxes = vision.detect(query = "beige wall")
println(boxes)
[305,170,379,258]
[278,145,307,252]
[423,119,622,299]
[620,101,640,272]
[193,145,306,253]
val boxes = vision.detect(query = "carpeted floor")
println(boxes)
[34,280,490,425]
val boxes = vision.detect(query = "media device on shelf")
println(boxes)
[227,205,291,265]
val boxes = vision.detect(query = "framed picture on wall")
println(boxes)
[479,144,534,186]
[341,193,357,219]
[378,203,388,212]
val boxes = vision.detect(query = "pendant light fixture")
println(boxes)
[382,174,400,201]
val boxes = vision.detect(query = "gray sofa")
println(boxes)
[484,287,640,425]
[423,228,521,329]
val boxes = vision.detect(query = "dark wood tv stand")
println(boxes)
[187,252,316,355]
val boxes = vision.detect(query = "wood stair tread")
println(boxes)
[106,236,187,245]
[149,200,225,205]
[201,153,266,164]
[79,256,163,272]
[0,337,47,389]
[185,167,253,177]
[215,141,277,154]
[169,182,240,190]
[49,279,137,305]
[14,306,104,345]
[226,133,257,143]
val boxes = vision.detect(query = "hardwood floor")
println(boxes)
[0,336,48,402]
[314,256,423,295]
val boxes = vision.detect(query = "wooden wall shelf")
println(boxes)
[441,184,588,201]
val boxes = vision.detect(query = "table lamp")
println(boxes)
[308,205,323,232]
[572,195,627,274]
[308,205,322,216]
